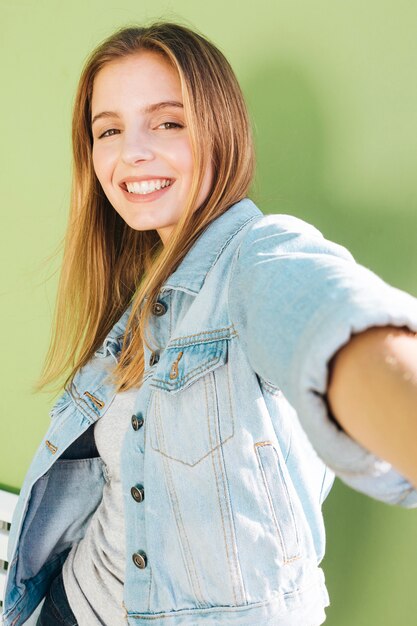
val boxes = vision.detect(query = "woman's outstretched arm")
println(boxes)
[228,212,417,504]
[327,326,417,488]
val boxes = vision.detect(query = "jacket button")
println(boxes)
[149,351,160,366]
[131,485,145,502]
[132,551,147,569]
[131,414,144,431]
[151,301,167,316]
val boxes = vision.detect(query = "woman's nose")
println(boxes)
[120,131,155,165]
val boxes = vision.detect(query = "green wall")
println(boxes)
[2,1,417,624]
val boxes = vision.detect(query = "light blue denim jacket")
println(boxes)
[4,198,417,626]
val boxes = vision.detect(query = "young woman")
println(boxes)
[4,21,417,626]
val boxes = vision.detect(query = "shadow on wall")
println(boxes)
[245,59,417,295]
[243,59,417,626]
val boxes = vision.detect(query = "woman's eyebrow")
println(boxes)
[91,100,184,126]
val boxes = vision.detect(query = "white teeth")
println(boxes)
[125,179,172,194]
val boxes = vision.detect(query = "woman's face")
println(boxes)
[91,51,213,245]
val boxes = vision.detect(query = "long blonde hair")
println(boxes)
[35,21,255,394]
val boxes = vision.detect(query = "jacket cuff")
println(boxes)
[294,280,417,507]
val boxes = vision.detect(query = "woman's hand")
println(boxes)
[327,325,417,488]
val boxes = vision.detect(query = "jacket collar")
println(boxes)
[104,198,262,344]
[160,197,262,295]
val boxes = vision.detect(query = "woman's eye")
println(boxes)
[98,128,120,138]
[158,122,183,130]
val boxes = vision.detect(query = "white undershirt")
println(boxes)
[62,388,138,625]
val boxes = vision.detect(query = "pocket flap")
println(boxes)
[149,338,228,393]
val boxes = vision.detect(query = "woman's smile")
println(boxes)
[122,178,174,194]
[118,176,175,202]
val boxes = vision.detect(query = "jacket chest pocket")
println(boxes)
[148,338,234,466]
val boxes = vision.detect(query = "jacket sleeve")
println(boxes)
[228,212,417,507]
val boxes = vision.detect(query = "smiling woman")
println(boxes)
[4,19,417,626]
[39,22,254,397]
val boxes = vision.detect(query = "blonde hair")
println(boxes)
[35,20,255,394]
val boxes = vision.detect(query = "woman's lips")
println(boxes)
[120,182,174,203]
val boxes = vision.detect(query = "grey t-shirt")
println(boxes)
[62,388,138,625]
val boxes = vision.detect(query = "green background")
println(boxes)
[2,1,417,624]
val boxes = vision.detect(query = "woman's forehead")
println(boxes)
[94,51,178,89]
[91,52,182,113]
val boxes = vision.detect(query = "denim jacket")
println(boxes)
[4,198,417,626]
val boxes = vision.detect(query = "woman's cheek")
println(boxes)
[92,148,112,185]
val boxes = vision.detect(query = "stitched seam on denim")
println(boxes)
[142,392,154,610]
[213,371,242,598]
[159,214,262,296]
[81,391,101,416]
[224,360,247,602]
[83,391,104,410]
[152,355,222,389]
[150,439,226,466]
[152,357,220,388]
[167,332,238,350]
[71,382,98,422]
[4,551,66,620]
[255,443,302,563]
[2,543,21,616]
[70,372,116,419]
[254,443,288,562]
[86,372,116,399]
[230,322,239,338]
[150,388,203,465]
[225,216,264,341]
[168,290,173,338]
[143,385,156,453]
[271,445,301,556]
[205,376,235,604]
[205,214,264,281]
[150,381,235,466]
[129,576,326,623]
[154,396,205,605]
[225,367,235,441]
[4,552,68,626]
[10,611,23,626]
[168,326,236,344]
[207,375,241,606]
[259,377,282,396]
[127,572,328,618]
[138,373,156,450]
